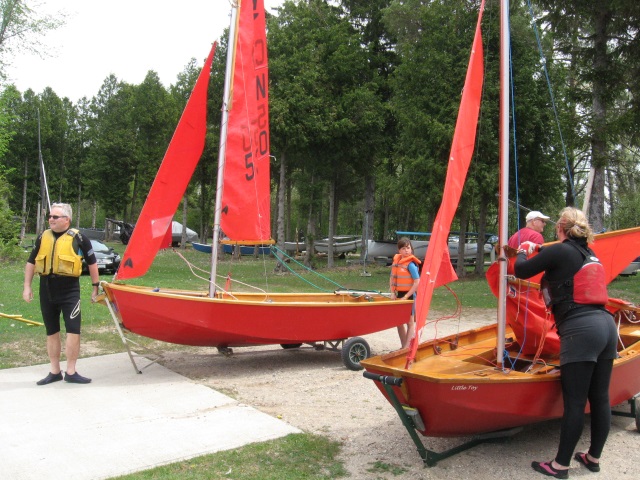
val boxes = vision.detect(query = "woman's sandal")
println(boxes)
[574,452,600,472]
[531,461,569,479]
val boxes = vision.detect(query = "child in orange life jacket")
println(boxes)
[389,237,421,348]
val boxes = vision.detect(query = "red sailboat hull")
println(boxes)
[362,322,640,437]
[103,283,412,347]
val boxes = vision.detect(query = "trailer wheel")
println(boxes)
[280,343,302,349]
[217,346,233,356]
[635,396,640,432]
[342,337,370,371]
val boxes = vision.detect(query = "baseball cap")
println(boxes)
[526,211,550,222]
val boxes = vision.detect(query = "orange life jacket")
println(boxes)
[391,254,421,292]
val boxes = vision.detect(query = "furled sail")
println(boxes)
[219,0,271,242]
[116,43,217,280]
[406,1,486,368]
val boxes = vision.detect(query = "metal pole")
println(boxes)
[209,1,240,297]
[37,109,51,212]
[496,0,510,369]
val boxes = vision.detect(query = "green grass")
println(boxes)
[111,434,347,480]
[3,243,639,479]
[1,244,498,369]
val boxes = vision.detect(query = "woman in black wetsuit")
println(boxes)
[514,207,617,478]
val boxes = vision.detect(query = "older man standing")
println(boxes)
[507,210,550,248]
[23,203,100,385]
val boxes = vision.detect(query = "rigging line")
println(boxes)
[525,0,575,199]
[173,249,268,296]
[509,31,521,232]
[271,245,346,292]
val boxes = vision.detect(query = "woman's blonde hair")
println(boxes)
[556,207,594,243]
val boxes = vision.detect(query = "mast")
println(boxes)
[209,1,240,297]
[496,0,510,368]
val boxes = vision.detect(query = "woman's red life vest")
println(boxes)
[390,254,421,292]
[541,241,608,310]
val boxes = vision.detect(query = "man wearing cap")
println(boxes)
[507,210,550,248]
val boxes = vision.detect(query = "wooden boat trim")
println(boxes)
[104,282,408,307]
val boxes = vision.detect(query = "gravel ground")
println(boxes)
[157,309,640,480]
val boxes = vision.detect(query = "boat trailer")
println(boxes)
[363,372,521,466]
[364,372,640,467]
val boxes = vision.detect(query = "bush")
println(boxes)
[0,238,24,263]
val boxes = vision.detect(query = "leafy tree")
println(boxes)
[85,75,137,220]
[0,81,17,156]
[0,0,64,78]
[269,0,386,265]
[128,71,179,219]
[537,0,640,230]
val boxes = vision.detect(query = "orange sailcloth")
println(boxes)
[116,43,217,280]
[219,0,271,242]
[406,1,486,368]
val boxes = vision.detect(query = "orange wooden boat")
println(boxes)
[361,0,640,465]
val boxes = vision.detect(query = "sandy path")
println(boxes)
[157,310,639,480]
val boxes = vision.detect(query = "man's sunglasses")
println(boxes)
[48,215,68,220]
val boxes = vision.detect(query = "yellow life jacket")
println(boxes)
[390,254,421,292]
[34,229,83,277]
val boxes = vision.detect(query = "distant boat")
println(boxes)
[366,239,429,261]
[192,242,212,253]
[223,244,271,255]
[366,231,493,265]
[170,221,199,245]
[283,241,306,254]
[314,236,361,255]
[193,242,271,255]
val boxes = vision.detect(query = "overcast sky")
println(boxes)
[5,0,283,103]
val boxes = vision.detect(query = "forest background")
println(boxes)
[1,0,640,274]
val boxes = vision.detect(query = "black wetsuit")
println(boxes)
[28,230,97,336]
[514,238,617,466]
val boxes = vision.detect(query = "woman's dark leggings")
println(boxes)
[555,359,614,466]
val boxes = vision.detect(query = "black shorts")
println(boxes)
[39,276,82,335]
[557,309,617,365]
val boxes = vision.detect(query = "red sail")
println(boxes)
[116,43,216,280]
[406,1,485,368]
[220,0,271,242]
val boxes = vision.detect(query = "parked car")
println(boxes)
[620,257,640,276]
[83,240,121,274]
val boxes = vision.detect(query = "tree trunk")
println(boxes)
[304,175,316,268]
[327,178,336,267]
[474,198,488,275]
[286,175,292,241]
[275,153,286,272]
[20,157,27,243]
[76,184,81,228]
[92,201,97,229]
[181,195,188,249]
[587,5,610,231]
[129,171,139,224]
[361,174,375,262]
[456,206,468,278]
